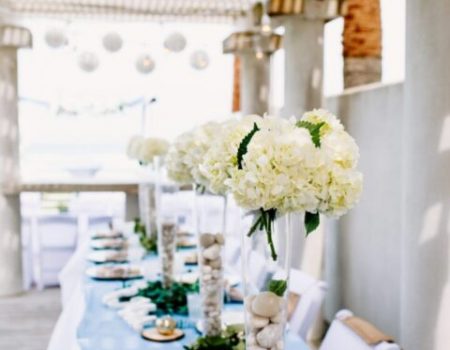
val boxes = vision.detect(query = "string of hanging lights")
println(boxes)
[44,27,210,73]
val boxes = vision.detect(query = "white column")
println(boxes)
[239,52,271,115]
[0,25,32,296]
[223,31,281,115]
[282,17,324,117]
[401,1,450,348]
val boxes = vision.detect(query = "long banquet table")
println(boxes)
[48,229,310,350]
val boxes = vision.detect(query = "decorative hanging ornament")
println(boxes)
[102,32,123,53]
[78,51,99,72]
[163,32,187,53]
[45,27,67,48]
[190,50,210,70]
[136,54,155,74]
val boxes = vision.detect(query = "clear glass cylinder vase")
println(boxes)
[241,212,293,350]
[138,157,162,241]
[194,187,228,336]
[157,220,177,288]
[198,232,225,336]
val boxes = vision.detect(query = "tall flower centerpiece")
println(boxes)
[167,121,229,338]
[201,110,362,350]
[127,135,169,250]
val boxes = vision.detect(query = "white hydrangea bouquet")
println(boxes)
[201,109,363,261]
[126,135,170,165]
[166,121,222,191]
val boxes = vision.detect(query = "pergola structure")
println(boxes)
[0,0,253,22]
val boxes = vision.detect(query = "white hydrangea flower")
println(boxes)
[318,166,363,217]
[200,115,262,195]
[321,130,359,169]
[226,116,324,213]
[301,108,344,135]
[225,110,362,219]
[188,121,222,189]
[137,137,170,164]
[166,130,197,185]
[166,121,222,187]
[126,135,145,159]
[300,109,363,216]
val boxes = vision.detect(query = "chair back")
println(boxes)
[320,310,401,350]
[289,268,327,341]
[37,215,79,248]
[34,214,80,288]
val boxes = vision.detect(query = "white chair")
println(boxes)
[288,268,327,341]
[34,214,80,289]
[320,310,401,350]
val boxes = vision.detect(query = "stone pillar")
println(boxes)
[283,17,324,117]
[268,0,345,117]
[223,30,282,115]
[0,25,32,297]
[401,1,450,349]
[343,0,382,88]
[239,52,271,115]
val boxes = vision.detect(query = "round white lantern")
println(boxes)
[163,32,187,53]
[102,32,123,53]
[45,27,67,48]
[136,54,155,74]
[78,51,99,72]
[190,50,210,70]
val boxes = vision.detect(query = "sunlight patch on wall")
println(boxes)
[438,115,450,152]
[419,203,443,245]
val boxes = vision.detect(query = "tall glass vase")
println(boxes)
[241,213,293,350]
[157,219,177,288]
[138,157,162,241]
[149,156,162,239]
[198,232,225,336]
[194,187,228,336]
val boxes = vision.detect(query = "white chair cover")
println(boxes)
[320,310,401,350]
[35,215,80,288]
[288,268,327,341]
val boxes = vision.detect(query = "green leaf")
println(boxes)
[184,328,243,350]
[268,279,287,297]
[247,215,262,237]
[304,211,320,236]
[296,120,325,147]
[237,123,260,169]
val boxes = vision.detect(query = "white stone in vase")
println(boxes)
[215,233,225,245]
[270,313,283,323]
[203,244,221,260]
[249,314,270,328]
[200,233,216,248]
[251,292,281,318]
[256,323,283,348]
[245,295,255,312]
